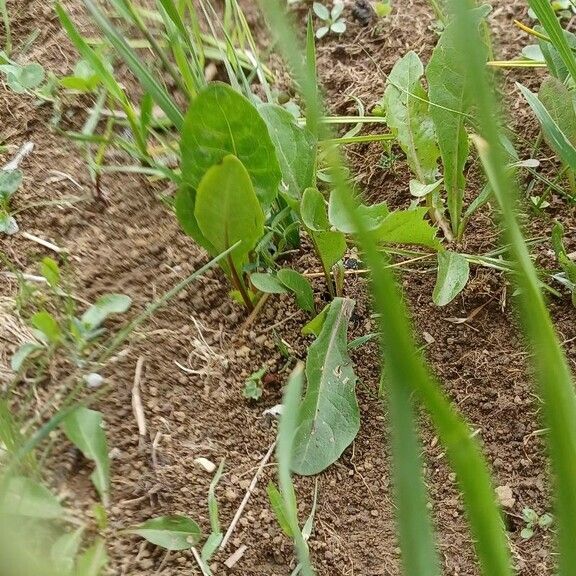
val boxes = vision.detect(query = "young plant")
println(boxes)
[520,507,553,539]
[0,168,22,234]
[550,221,576,305]
[243,367,267,400]
[313,2,346,39]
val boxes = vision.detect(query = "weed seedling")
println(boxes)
[0,168,22,234]
[313,2,346,39]
[521,507,553,539]
[243,367,267,401]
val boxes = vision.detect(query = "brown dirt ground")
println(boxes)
[2,0,576,575]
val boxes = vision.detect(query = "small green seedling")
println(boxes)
[521,507,553,539]
[551,221,576,306]
[313,2,346,39]
[0,55,45,94]
[243,366,267,400]
[0,168,22,234]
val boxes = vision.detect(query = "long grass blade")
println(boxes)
[449,2,576,575]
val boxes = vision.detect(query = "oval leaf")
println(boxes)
[251,272,288,294]
[81,294,132,330]
[195,155,265,276]
[127,516,201,550]
[301,187,329,231]
[181,83,282,207]
[433,251,470,306]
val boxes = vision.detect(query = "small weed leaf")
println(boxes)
[267,482,294,537]
[0,169,22,200]
[301,187,329,232]
[251,272,288,294]
[181,82,282,208]
[433,251,470,306]
[328,189,389,233]
[0,213,18,235]
[11,343,43,372]
[312,229,347,271]
[62,407,110,505]
[50,528,84,576]
[31,311,62,344]
[277,268,315,313]
[40,257,61,288]
[375,208,441,250]
[313,2,330,20]
[0,476,64,519]
[127,515,202,550]
[301,303,329,337]
[293,298,359,475]
[81,294,132,330]
[330,20,346,34]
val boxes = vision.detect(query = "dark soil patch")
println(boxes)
[1,1,573,575]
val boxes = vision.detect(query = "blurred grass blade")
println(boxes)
[82,0,184,130]
[526,0,576,82]
[450,2,576,575]
[277,364,315,576]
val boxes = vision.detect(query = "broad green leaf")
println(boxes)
[251,272,287,294]
[40,257,61,288]
[375,208,441,250]
[14,63,44,89]
[0,476,64,519]
[51,528,84,575]
[301,187,329,231]
[330,20,346,34]
[293,298,359,475]
[127,516,201,550]
[0,213,18,234]
[259,104,316,200]
[0,169,22,200]
[31,311,61,343]
[267,482,294,537]
[518,82,576,171]
[312,229,347,271]
[313,2,330,20]
[433,251,470,306]
[174,186,216,255]
[426,8,488,236]
[537,25,576,81]
[181,83,282,207]
[11,343,43,372]
[301,303,329,336]
[76,538,107,576]
[81,294,132,329]
[62,408,110,505]
[383,51,439,184]
[194,155,265,277]
[277,268,315,313]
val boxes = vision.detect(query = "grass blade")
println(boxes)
[449,2,576,575]
[82,0,184,130]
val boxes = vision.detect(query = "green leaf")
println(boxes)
[76,538,107,576]
[426,8,487,236]
[259,104,316,200]
[62,408,110,505]
[40,257,61,288]
[328,190,389,233]
[301,303,329,336]
[195,155,265,277]
[11,343,43,372]
[277,268,315,313]
[251,272,288,294]
[312,229,347,271]
[518,82,576,171]
[551,222,576,284]
[433,251,470,306]
[51,528,84,576]
[539,77,576,146]
[0,169,22,200]
[375,208,441,249]
[539,513,553,528]
[127,516,202,550]
[313,2,330,20]
[383,51,439,184]
[409,179,443,198]
[14,63,45,89]
[520,527,534,539]
[301,187,329,231]
[293,298,359,475]
[0,212,18,234]
[31,311,61,344]
[330,20,346,34]
[181,83,282,207]
[0,476,64,519]
[174,186,217,255]
[267,482,294,537]
[81,294,132,330]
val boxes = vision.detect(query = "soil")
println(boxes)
[1,0,575,575]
